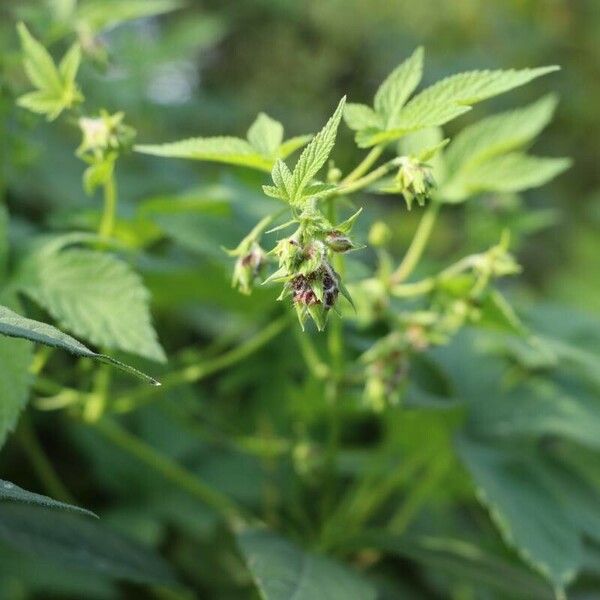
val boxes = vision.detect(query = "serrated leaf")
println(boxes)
[236,527,375,600]
[0,504,176,585]
[442,153,571,202]
[343,103,382,131]
[0,333,32,449]
[19,248,165,363]
[135,137,273,172]
[445,95,558,176]
[247,113,284,157]
[289,97,346,204]
[0,304,160,386]
[399,66,559,129]
[374,46,424,127]
[456,436,581,589]
[270,160,293,200]
[360,66,558,147]
[0,479,96,518]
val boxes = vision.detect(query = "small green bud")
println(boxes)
[325,230,353,253]
[395,157,436,210]
[77,110,136,158]
[232,243,267,295]
[368,221,392,247]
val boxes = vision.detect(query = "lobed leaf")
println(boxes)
[343,103,382,131]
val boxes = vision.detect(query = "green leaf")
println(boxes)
[456,436,582,590]
[0,504,176,585]
[19,248,166,363]
[442,153,570,202]
[17,23,62,94]
[16,23,83,121]
[135,137,273,172]
[236,527,376,600]
[247,113,284,157]
[0,304,160,386]
[358,532,554,599]
[444,95,558,176]
[0,333,32,449]
[270,160,294,201]
[0,479,96,518]
[289,96,346,204]
[0,204,7,281]
[359,66,559,147]
[75,0,185,34]
[343,103,382,131]
[374,46,424,127]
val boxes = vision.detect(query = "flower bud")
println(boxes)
[325,230,353,253]
[395,157,436,210]
[232,244,266,295]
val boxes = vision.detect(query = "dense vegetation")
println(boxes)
[1,2,600,599]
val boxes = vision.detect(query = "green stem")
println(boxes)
[294,327,329,379]
[94,418,249,522]
[17,416,74,503]
[391,202,439,284]
[113,315,289,414]
[341,144,385,185]
[98,169,117,240]
[337,157,398,196]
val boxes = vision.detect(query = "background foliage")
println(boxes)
[1,1,600,598]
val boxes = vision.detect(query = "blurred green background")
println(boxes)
[1,0,600,598]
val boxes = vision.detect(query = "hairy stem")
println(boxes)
[98,170,117,240]
[391,202,439,284]
[113,315,289,413]
[338,157,399,196]
[341,144,385,185]
[94,418,249,522]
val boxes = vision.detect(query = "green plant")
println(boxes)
[2,7,600,600]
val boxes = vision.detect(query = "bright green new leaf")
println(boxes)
[358,66,559,147]
[0,504,177,585]
[16,23,83,120]
[374,46,424,127]
[457,436,582,590]
[287,96,346,204]
[136,137,274,171]
[444,94,558,175]
[247,113,284,157]
[0,479,96,518]
[236,527,376,600]
[0,304,160,386]
[19,248,166,363]
[343,103,382,131]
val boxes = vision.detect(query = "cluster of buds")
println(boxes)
[394,156,436,209]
